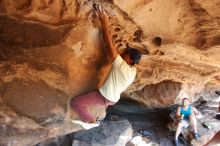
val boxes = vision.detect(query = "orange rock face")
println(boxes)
[0,0,220,145]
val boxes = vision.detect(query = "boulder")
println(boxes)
[72,117,133,146]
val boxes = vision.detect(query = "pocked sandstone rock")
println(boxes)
[0,0,220,145]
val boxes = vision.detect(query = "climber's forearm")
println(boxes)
[101,24,118,61]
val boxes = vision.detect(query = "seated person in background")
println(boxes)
[175,98,202,146]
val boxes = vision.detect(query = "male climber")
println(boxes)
[70,4,142,126]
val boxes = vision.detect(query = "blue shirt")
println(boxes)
[180,106,191,120]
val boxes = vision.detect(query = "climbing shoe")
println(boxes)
[194,133,201,140]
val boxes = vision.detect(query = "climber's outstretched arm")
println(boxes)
[95,4,118,62]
